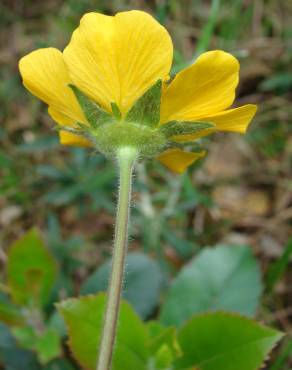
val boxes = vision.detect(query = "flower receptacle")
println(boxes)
[60,81,211,162]
[92,121,167,160]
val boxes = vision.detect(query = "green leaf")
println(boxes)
[69,84,112,128]
[159,121,215,138]
[81,252,164,319]
[147,322,178,356]
[57,293,149,370]
[0,347,40,370]
[12,326,36,350]
[7,228,57,307]
[34,328,62,364]
[174,312,283,370]
[153,344,173,369]
[12,327,61,365]
[266,238,292,292]
[48,311,67,338]
[160,245,263,326]
[125,79,162,127]
[44,358,76,370]
[0,323,16,348]
[147,322,181,369]
[0,300,23,326]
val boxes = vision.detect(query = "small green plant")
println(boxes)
[0,229,62,366]
[0,231,284,370]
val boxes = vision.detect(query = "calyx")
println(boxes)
[58,81,215,159]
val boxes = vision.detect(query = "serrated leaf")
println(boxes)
[160,121,215,138]
[57,293,149,370]
[81,252,164,319]
[125,79,162,127]
[174,312,283,370]
[34,328,62,364]
[69,84,112,128]
[12,327,61,365]
[160,245,263,326]
[7,228,57,307]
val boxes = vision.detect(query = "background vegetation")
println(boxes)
[0,0,291,369]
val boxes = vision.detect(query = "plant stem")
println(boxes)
[97,146,138,370]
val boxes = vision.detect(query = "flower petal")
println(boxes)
[161,50,239,123]
[158,148,205,174]
[48,107,75,126]
[203,104,257,133]
[63,10,173,114]
[48,108,92,148]
[19,48,86,125]
[173,104,257,142]
[59,131,92,147]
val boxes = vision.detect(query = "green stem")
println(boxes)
[97,146,138,370]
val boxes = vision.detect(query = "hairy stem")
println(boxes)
[97,146,138,370]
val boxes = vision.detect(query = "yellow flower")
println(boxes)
[19,10,257,173]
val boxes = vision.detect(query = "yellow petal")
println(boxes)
[158,148,206,174]
[63,10,173,114]
[173,104,257,142]
[49,107,92,148]
[19,47,86,125]
[203,104,257,133]
[59,131,93,147]
[48,107,75,126]
[161,50,239,123]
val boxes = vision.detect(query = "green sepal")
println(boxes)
[69,84,112,128]
[111,102,122,121]
[164,140,205,154]
[125,79,162,128]
[55,125,81,136]
[55,125,94,143]
[76,122,94,133]
[160,121,215,138]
